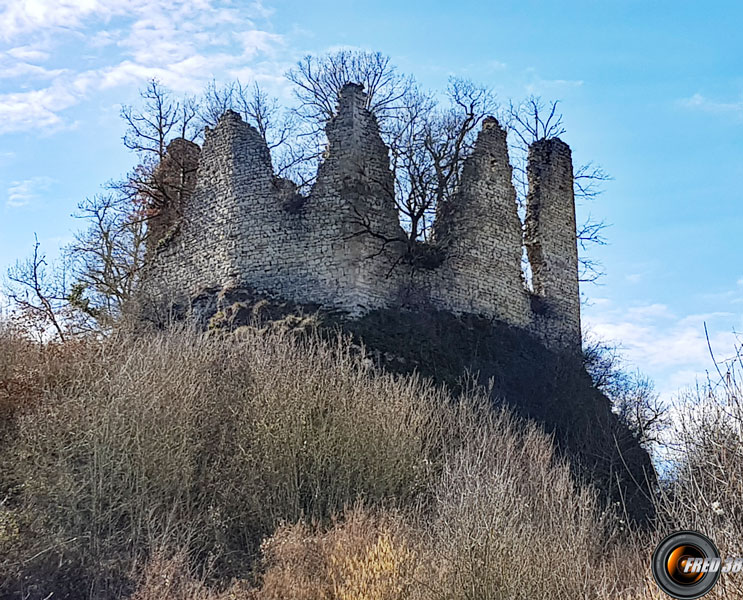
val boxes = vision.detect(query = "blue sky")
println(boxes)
[0,0,741,402]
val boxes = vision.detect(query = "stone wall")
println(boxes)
[524,139,582,347]
[426,117,531,328]
[142,83,582,350]
[145,137,200,256]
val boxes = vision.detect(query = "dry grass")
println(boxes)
[3,322,743,599]
[0,320,91,434]
[651,344,743,598]
[250,417,656,600]
[0,325,449,596]
[255,506,419,600]
[424,410,611,599]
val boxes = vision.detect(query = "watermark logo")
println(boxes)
[652,531,721,599]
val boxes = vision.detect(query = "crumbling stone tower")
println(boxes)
[525,139,582,347]
[426,117,531,329]
[141,83,582,351]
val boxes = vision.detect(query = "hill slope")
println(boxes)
[203,285,656,522]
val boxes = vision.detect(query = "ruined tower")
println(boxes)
[142,83,582,351]
[145,137,200,255]
[428,117,531,328]
[524,139,582,348]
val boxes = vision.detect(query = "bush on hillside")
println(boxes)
[4,319,742,599]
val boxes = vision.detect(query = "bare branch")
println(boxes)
[5,235,71,341]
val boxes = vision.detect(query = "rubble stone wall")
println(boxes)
[142,83,581,350]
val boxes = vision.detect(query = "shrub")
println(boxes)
[0,321,87,435]
[2,320,706,599]
[250,411,654,600]
[424,408,614,599]
[255,506,420,600]
[129,549,253,600]
[0,326,449,595]
[653,343,743,598]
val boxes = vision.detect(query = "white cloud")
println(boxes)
[6,44,50,61]
[0,69,96,133]
[680,93,743,116]
[0,0,285,133]
[6,176,54,207]
[0,0,148,40]
[523,68,584,95]
[249,0,275,19]
[96,59,216,92]
[0,53,65,80]
[0,41,61,80]
[236,30,284,59]
[626,303,674,320]
[0,88,72,132]
[586,311,735,371]
[584,299,740,401]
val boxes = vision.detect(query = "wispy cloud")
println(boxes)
[0,43,62,80]
[523,68,584,95]
[679,93,743,116]
[584,297,740,400]
[6,45,50,61]
[0,0,286,134]
[0,73,94,134]
[0,0,153,40]
[6,176,55,207]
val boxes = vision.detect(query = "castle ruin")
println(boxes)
[142,83,582,351]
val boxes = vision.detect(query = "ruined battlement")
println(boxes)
[141,83,582,350]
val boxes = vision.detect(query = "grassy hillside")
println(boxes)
[1,314,741,599]
[206,289,655,521]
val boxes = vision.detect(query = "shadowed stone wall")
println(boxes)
[425,117,531,328]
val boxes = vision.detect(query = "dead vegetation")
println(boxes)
[0,322,741,599]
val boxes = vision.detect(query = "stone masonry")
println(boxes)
[141,83,582,350]
[524,139,582,348]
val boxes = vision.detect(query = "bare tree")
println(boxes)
[117,83,206,252]
[287,51,498,246]
[386,86,437,243]
[575,217,609,283]
[57,81,201,332]
[388,78,498,244]
[583,336,669,452]
[200,80,318,190]
[507,96,567,148]
[574,161,611,201]
[288,59,611,278]
[285,51,421,198]
[200,79,238,128]
[121,79,200,162]
[652,338,743,593]
[286,50,415,128]
[6,84,185,334]
[4,236,73,341]
[65,192,148,329]
[506,95,611,284]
